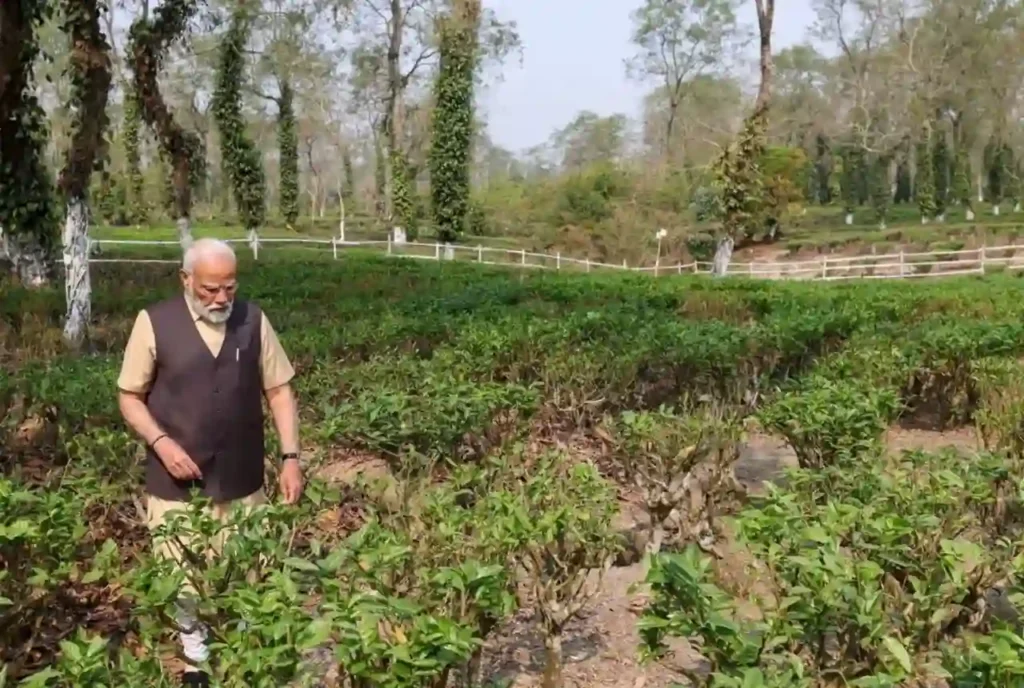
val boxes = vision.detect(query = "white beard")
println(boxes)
[185,291,233,324]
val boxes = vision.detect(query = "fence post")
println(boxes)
[387,235,393,255]
[521,249,526,266]
[556,252,561,270]
[678,263,682,274]
[332,237,338,260]
[585,257,591,272]
[980,246,987,274]
[821,257,827,279]
[250,233,259,260]
[477,245,483,262]
[623,259,627,270]
[899,250,905,277]
[435,242,440,260]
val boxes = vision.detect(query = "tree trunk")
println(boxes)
[712,236,734,277]
[994,205,1001,216]
[753,0,775,111]
[966,208,975,221]
[177,216,193,248]
[845,212,854,225]
[382,0,404,226]
[62,198,91,346]
[542,632,564,688]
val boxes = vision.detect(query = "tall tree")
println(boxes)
[58,0,112,346]
[213,2,266,239]
[430,0,481,244]
[711,0,774,276]
[128,0,205,247]
[0,0,59,285]
[626,0,742,165]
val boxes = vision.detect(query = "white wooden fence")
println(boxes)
[88,236,1024,281]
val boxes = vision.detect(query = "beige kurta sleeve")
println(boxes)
[260,312,295,391]
[118,310,158,394]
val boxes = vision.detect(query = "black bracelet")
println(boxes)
[281,452,299,463]
[150,434,168,448]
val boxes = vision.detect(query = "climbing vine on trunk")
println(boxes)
[392,148,418,240]
[57,0,113,346]
[123,89,146,223]
[933,128,950,219]
[0,0,59,285]
[916,129,936,222]
[277,78,299,228]
[868,153,891,229]
[128,0,204,246]
[213,4,265,233]
[429,0,481,244]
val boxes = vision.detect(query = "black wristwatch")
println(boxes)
[281,452,300,463]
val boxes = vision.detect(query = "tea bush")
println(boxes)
[7,255,1024,685]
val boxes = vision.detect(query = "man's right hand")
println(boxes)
[154,437,203,481]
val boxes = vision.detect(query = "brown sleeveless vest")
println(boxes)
[144,295,266,502]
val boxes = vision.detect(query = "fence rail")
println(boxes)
[88,236,1024,281]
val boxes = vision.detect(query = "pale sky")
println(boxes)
[480,0,818,152]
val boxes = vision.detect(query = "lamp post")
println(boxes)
[655,228,667,276]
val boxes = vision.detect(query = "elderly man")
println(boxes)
[117,238,302,687]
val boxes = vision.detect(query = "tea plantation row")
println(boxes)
[4,256,1024,687]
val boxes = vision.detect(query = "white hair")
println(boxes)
[182,238,236,274]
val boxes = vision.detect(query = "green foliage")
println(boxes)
[950,146,973,213]
[933,130,950,214]
[122,91,147,223]
[984,140,1007,205]
[276,79,299,228]
[916,134,936,220]
[0,0,59,265]
[759,145,808,228]
[212,5,266,232]
[692,185,724,222]
[868,153,891,226]
[429,0,481,244]
[342,146,356,211]
[839,143,866,214]
[812,132,833,204]
[391,149,419,239]
[759,377,901,469]
[715,106,767,242]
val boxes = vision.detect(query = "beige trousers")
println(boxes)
[145,490,267,670]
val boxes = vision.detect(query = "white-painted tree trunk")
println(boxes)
[978,173,985,203]
[1015,202,1021,213]
[921,216,930,225]
[247,228,259,259]
[878,221,887,230]
[711,236,734,276]
[845,212,854,226]
[966,208,976,221]
[62,197,91,346]
[994,205,1001,216]
[177,216,193,249]
[937,213,946,223]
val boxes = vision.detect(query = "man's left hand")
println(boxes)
[279,459,304,504]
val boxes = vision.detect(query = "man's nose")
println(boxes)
[214,291,229,304]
